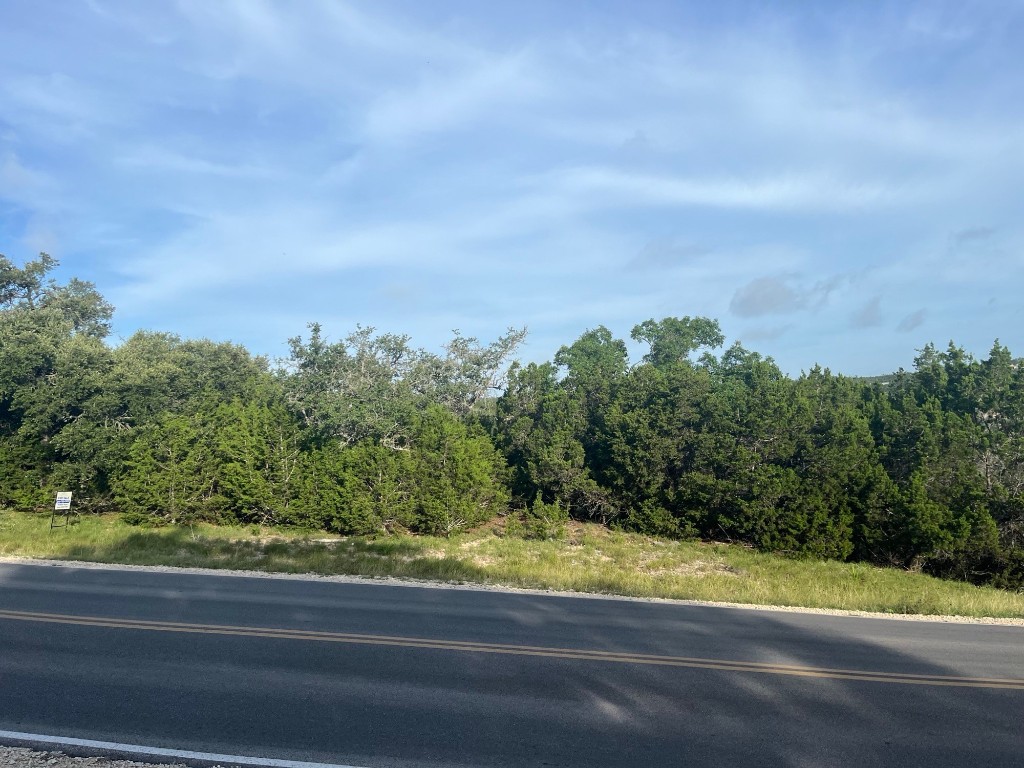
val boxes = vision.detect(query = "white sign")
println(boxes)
[54,492,73,510]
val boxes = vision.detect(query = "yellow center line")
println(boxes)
[1,608,1020,690]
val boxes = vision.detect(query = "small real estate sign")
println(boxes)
[50,492,74,532]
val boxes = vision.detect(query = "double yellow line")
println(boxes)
[1,608,1021,690]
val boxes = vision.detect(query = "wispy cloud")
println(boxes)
[897,309,927,333]
[544,168,917,212]
[741,324,792,343]
[730,275,845,318]
[629,238,711,270]
[116,147,279,180]
[950,226,996,246]
[2,0,1023,375]
[2,73,119,133]
[851,296,883,329]
[362,52,547,143]
[0,152,54,201]
[730,277,804,318]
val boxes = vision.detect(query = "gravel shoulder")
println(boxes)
[0,746,189,768]
[2,555,1022,626]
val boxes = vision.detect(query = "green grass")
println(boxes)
[3,509,1023,618]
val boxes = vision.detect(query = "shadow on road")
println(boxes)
[0,561,1020,768]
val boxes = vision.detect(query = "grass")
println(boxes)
[2,509,1023,618]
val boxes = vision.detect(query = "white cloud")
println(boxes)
[362,51,546,143]
[3,74,107,124]
[0,152,51,196]
[116,147,279,180]
[542,167,919,212]
[3,0,1024,375]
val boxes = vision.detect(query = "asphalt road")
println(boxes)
[0,562,1021,768]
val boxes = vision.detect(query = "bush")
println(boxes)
[524,493,568,540]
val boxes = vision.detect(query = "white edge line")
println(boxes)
[0,730,370,768]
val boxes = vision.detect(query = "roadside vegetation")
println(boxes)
[3,511,1023,618]
[2,252,1023,602]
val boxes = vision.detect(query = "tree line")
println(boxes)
[2,253,1021,589]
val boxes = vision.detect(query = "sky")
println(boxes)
[1,0,1023,376]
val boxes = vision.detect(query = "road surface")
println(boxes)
[0,561,1021,767]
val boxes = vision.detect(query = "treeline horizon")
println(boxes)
[2,253,1022,590]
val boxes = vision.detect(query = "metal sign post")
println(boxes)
[49,492,74,532]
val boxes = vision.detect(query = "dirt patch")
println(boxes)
[642,559,740,578]
[557,547,613,565]
[565,520,609,545]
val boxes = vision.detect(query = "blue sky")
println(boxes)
[2,0,1022,375]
